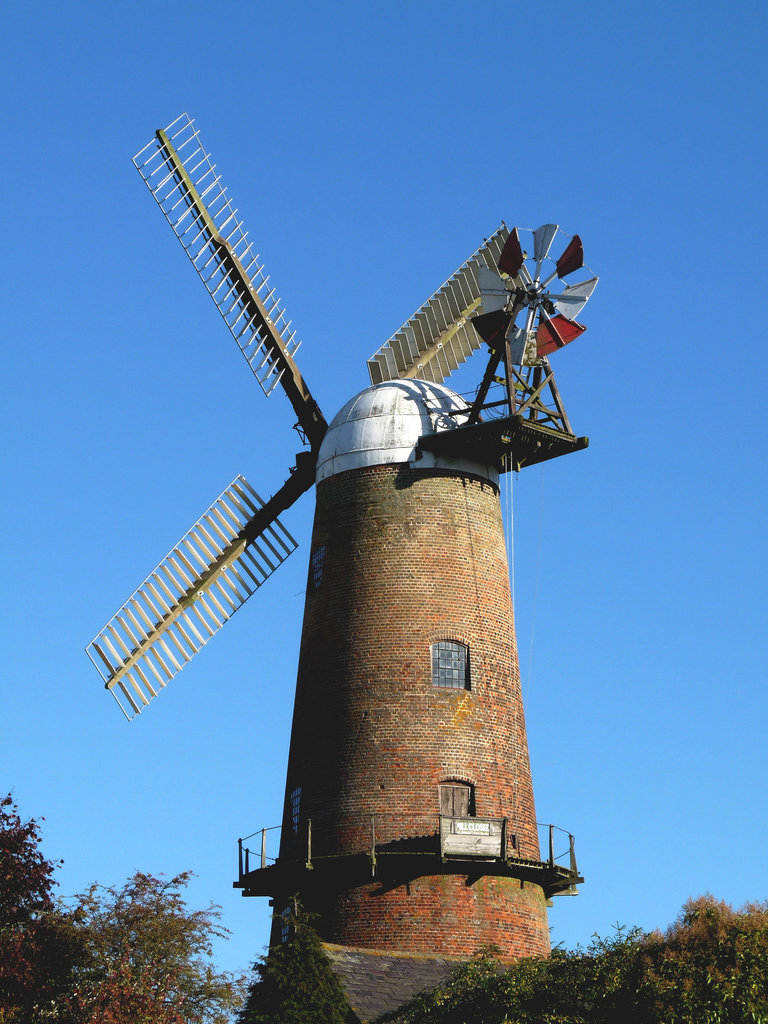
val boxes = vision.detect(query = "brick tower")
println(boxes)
[236,380,581,1000]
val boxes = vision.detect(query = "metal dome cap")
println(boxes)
[316,379,498,485]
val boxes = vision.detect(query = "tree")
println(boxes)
[641,895,768,1023]
[63,871,247,1024]
[0,793,84,1023]
[240,902,355,1024]
[1,794,246,1024]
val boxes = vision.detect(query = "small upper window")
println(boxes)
[431,640,469,689]
[309,545,325,590]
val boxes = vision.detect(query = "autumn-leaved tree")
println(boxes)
[63,871,247,1024]
[0,794,83,1023]
[1,794,246,1024]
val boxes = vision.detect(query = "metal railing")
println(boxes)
[545,822,579,876]
[237,813,577,879]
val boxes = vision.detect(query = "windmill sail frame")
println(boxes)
[86,476,297,720]
[366,226,510,386]
[133,113,326,450]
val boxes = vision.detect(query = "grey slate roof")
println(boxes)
[323,943,466,1022]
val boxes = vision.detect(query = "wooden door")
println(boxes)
[440,783,471,817]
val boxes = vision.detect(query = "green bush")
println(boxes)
[386,897,768,1024]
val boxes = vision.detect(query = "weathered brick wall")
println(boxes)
[329,875,549,958]
[277,462,549,957]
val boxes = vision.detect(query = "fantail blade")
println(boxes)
[478,264,509,314]
[471,308,512,348]
[556,234,584,277]
[536,313,586,356]
[533,224,559,264]
[551,276,598,319]
[498,228,524,277]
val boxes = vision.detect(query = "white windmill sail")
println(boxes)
[133,113,302,399]
[86,476,297,720]
[366,226,510,386]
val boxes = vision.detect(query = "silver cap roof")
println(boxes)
[316,379,498,485]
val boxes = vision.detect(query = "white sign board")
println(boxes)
[440,816,505,858]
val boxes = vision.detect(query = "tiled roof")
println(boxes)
[324,943,465,1022]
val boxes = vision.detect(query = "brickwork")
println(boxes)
[277,461,549,957]
[328,875,548,958]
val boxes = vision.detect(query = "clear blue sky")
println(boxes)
[1,0,766,981]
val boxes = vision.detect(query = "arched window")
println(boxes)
[431,640,470,689]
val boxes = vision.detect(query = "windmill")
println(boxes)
[87,113,596,1004]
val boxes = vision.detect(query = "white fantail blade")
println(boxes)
[86,475,297,720]
[477,264,509,315]
[551,276,599,319]
[533,224,559,267]
[366,226,510,386]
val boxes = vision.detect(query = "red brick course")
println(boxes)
[277,462,549,957]
[330,876,549,958]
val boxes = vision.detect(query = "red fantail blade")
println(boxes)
[498,228,524,277]
[536,313,586,356]
[471,309,512,348]
[555,234,584,278]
